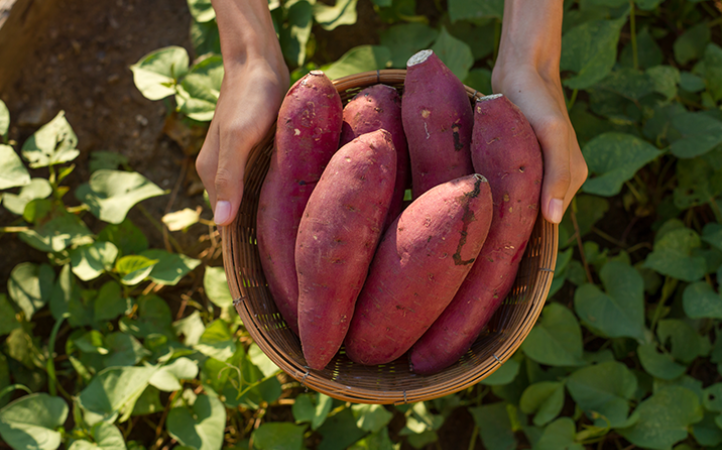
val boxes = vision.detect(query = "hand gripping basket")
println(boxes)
[221,69,558,405]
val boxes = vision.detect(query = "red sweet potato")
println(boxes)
[257,71,343,335]
[344,173,493,366]
[340,84,409,229]
[402,50,474,199]
[409,93,543,375]
[296,129,397,370]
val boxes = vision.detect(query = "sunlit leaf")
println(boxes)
[430,27,474,81]
[380,23,438,68]
[78,366,158,425]
[104,333,150,368]
[0,144,30,190]
[115,255,158,285]
[351,404,393,433]
[130,46,189,101]
[175,56,224,122]
[150,358,198,392]
[313,0,358,31]
[7,262,54,320]
[0,393,68,450]
[252,422,305,450]
[0,100,8,137]
[203,266,233,308]
[167,395,226,450]
[322,46,391,80]
[70,242,119,281]
[194,319,236,361]
[187,0,215,22]
[162,208,200,231]
[280,0,313,67]
[21,111,79,168]
[141,249,200,286]
[2,178,52,215]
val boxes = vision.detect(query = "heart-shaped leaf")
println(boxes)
[167,395,226,450]
[149,358,199,392]
[533,417,584,450]
[469,402,517,450]
[76,170,165,225]
[140,249,200,286]
[674,156,722,209]
[669,112,722,158]
[691,412,722,447]
[119,295,174,339]
[78,366,158,425]
[8,262,54,319]
[643,227,707,281]
[351,404,394,433]
[115,255,158,285]
[430,27,474,82]
[194,319,236,361]
[21,111,79,168]
[70,242,119,281]
[131,46,189,101]
[0,145,30,191]
[252,422,305,450]
[521,303,586,367]
[567,361,637,427]
[683,281,722,319]
[94,281,129,323]
[657,319,703,364]
[19,212,93,253]
[520,381,566,427]
[2,178,52,215]
[203,266,233,308]
[322,46,391,80]
[312,0,358,31]
[187,0,215,22]
[279,1,313,67]
[574,261,646,340]
[380,23,438,68]
[582,133,661,197]
[162,208,200,232]
[103,332,150,368]
[0,393,68,450]
[673,23,710,66]
[67,421,126,450]
[175,56,224,122]
[638,343,687,380]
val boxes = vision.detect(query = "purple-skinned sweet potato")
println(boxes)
[402,49,474,199]
[296,129,397,370]
[343,173,493,366]
[257,70,343,335]
[340,84,409,229]
[409,93,543,375]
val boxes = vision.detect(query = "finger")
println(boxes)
[534,116,572,224]
[213,123,252,226]
[565,137,588,209]
[196,119,221,211]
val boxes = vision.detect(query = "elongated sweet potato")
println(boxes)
[257,71,343,335]
[409,93,543,375]
[402,50,474,199]
[296,129,397,370]
[344,173,493,366]
[340,84,409,229]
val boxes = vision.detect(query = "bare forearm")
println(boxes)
[211,0,283,69]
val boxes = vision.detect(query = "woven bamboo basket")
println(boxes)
[221,69,558,405]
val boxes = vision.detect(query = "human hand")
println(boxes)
[195,59,290,226]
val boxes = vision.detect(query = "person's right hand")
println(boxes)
[196,58,289,226]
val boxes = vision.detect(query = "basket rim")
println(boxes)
[220,69,558,404]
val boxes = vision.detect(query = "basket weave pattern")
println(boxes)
[221,70,558,404]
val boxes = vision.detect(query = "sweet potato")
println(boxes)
[344,173,493,366]
[409,93,543,375]
[340,84,409,229]
[296,129,397,370]
[257,71,343,335]
[402,50,474,199]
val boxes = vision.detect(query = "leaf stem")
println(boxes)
[46,316,65,397]
[566,89,579,111]
[136,204,184,254]
[630,0,638,71]
[0,226,29,233]
[570,199,594,284]
[467,425,479,450]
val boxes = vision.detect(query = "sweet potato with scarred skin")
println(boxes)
[257,70,343,335]
[409,93,543,375]
[340,84,409,229]
[344,174,493,366]
[296,129,397,370]
[402,50,474,199]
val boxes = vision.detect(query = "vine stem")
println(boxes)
[566,89,579,111]
[570,199,594,284]
[47,316,71,399]
[630,0,638,71]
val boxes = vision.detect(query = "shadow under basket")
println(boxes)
[221,69,558,405]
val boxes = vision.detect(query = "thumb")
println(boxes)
[534,117,572,224]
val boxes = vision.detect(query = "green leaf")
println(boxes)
[312,394,333,431]
[581,132,661,197]
[480,357,521,386]
[674,157,722,209]
[560,16,625,90]
[691,412,722,447]
[680,71,706,92]
[18,211,93,253]
[50,265,91,326]
[98,218,149,256]
[312,0,358,31]
[140,249,200,286]
[703,383,722,412]
[567,361,637,427]
[167,395,226,450]
[468,402,517,450]
[464,68,492,96]
[620,28,663,69]
[252,422,306,450]
[657,319,702,364]
[70,242,119,281]
[520,381,565,427]
[322,45,391,80]
[522,303,586,366]
[596,68,656,101]
[379,23,438,68]
[705,43,722,101]
[348,427,395,450]
[130,46,189,101]
[94,281,129,322]
[115,255,158,285]
[619,387,703,450]
[638,343,687,380]
[293,394,315,424]
[352,404,393,433]
[674,23,710,66]
[0,100,8,137]
[68,422,126,450]
[647,65,680,101]
[76,169,165,224]
[190,19,221,57]
[119,295,174,339]
[684,281,722,319]
[279,0,313,67]
[149,358,198,392]
[8,262,54,320]
[447,0,503,21]
[643,227,707,282]
[131,386,163,417]
[187,0,215,22]
[0,144,30,190]
[430,27,474,82]
[104,333,150,368]
[162,208,200,231]
[194,319,236,361]
[317,408,367,450]
[175,56,224,122]
[78,366,157,424]
[574,261,646,340]
[203,266,232,308]
[2,178,52,215]
[21,111,79,168]
[532,417,583,450]
[669,112,722,159]
[89,151,129,173]
[173,311,205,346]
[0,393,68,450]
[247,344,280,378]
[0,295,20,336]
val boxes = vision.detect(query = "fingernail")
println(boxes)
[214,201,231,225]
[548,198,564,224]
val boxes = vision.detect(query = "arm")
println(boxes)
[492,0,588,223]
[196,0,290,225]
